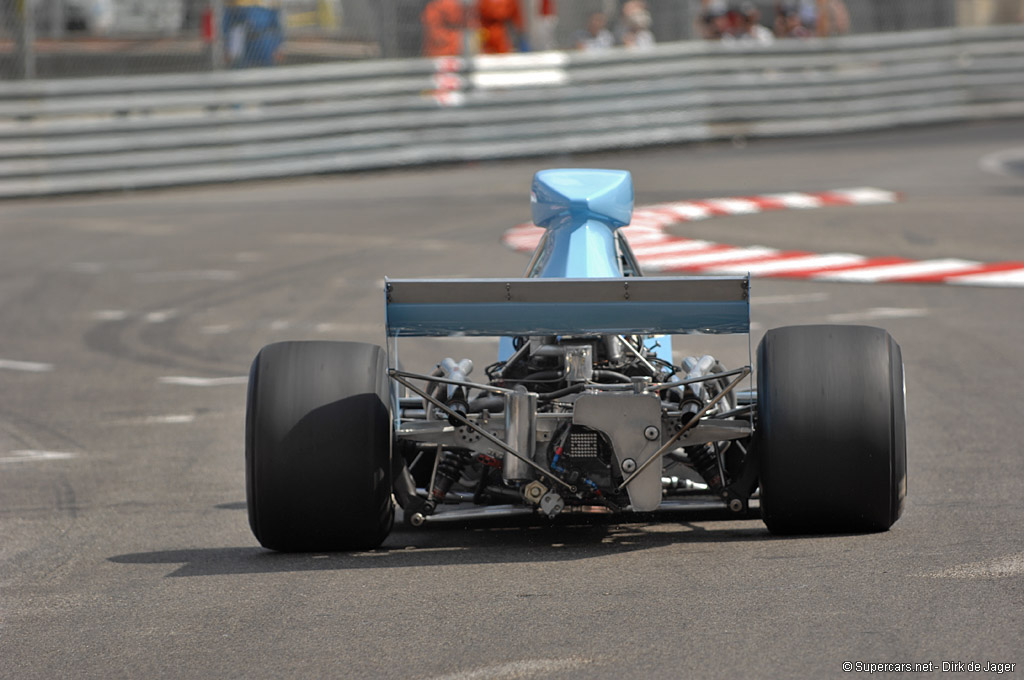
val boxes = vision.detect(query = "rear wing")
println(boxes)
[385,276,750,337]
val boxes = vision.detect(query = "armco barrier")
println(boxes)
[0,26,1022,198]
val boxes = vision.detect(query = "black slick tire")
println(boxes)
[246,341,394,551]
[756,325,906,534]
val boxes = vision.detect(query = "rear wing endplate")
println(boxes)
[385,276,750,337]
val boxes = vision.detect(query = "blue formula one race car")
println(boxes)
[245,169,907,551]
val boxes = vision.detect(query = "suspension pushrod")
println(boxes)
[391,373,575,492]
[649,365,750,392]
[391,369,517,396]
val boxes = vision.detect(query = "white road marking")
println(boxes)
[91,309,129,321]
[425,657,592,680]
[0,450,76,464]
[158,376,248,387]
[703,198,762,214]
[201,324,234,335]
[313,322,383,334]
[629,239,716,256]
[826,307,930,322]
[0,359,54,372]
[144,309,177,323]
[138,270,239,283]
[269,320,291,331]
[109,414,198,425]
[950,269,1024,287]
[643,246,779,270]
[710,253,866,276]
[813,259,981,282]
[828,188,901,204]
[753,293,830,305]
[927,553,1024,579]
[143,414,197,424]
[765,192,823,209]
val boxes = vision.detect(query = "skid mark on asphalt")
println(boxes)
[423,657,593,680]
[0,359,54,372]
[926,553,1024,579]
[502,188,1024,287]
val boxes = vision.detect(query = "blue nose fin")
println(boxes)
[531,169,634,231]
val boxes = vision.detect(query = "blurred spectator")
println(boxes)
[698,1,740,40]
[422,0,466,57]
[618,0,655,49]
[575,11,615,50]
[738,2,774,43]
[775,0,848,38]
[533,0,558,51]
[225,0,284,67]
[478,0,525,54]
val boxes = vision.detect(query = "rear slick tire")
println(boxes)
[246,341,393,551]
[756,325,906,534]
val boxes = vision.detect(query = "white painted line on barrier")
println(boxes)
[0,359,54,372]
[826,307,930,322]
[473,51,570,70]
[158,376,248,387]
[0,450,76,464]
[472,70,568,89]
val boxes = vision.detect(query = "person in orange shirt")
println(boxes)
[477,0,524,54]
[422,0,466,57]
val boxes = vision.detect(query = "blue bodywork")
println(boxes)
[529,169,633,279]
[386,169,748,356]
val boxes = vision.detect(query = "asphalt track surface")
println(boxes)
[2,120,1022,679]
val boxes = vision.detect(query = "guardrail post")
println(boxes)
[15,0,36,79]
[209,0,225,70]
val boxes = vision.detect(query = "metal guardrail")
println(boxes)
[0,25,1022,198]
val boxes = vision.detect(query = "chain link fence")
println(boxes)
[2,0,1022,79]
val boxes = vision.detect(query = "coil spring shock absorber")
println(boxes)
[406,448,475,527]
[428,449,474,508]
[688,443,725,492]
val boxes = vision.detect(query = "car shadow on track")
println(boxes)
[108,503,824,578]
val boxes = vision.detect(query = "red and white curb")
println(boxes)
[502,188,1024,287]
